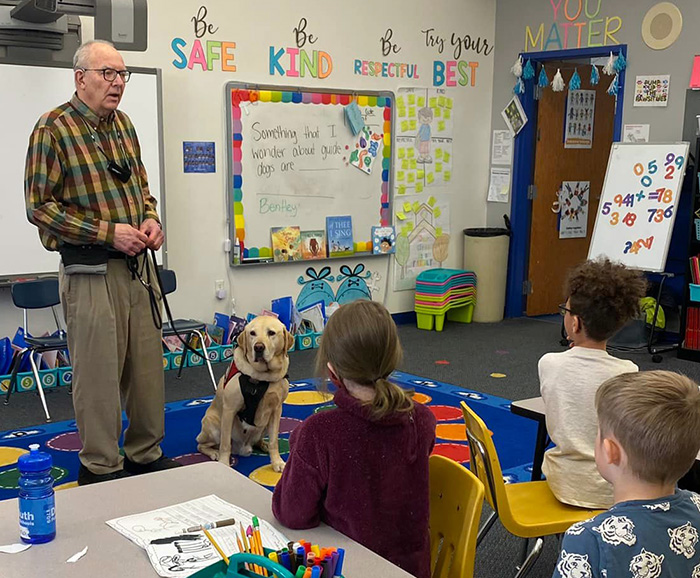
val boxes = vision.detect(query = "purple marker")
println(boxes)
[330,551,339,576]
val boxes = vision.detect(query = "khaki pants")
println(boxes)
[59,256,165,474]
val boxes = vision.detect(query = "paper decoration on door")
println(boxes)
[634,75,670,107]
[564,90,595,149]
[559,181,590,239]
[501,96,527,137]
[588,143,689,272]
[394,87,454,196]
[393,194,451,291]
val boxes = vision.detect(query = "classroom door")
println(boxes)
[526,61,616,316]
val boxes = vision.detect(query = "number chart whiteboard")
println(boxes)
[226,84,392,263]
[0,60,165,278]
[588,142,689,272]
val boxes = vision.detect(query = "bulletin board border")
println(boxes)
[224,82,394,266]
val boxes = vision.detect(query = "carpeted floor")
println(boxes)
[3,316,700,578]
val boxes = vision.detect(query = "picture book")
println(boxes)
[326,216,354,258]
[270,226,302,262]
[372,226,397,254]
[300,230,327,260]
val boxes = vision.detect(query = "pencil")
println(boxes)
[185,517,236,533]
[203,528,229,565]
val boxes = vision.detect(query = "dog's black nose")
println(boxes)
[254,343,265,353]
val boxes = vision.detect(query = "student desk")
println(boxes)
[510,396,548,482]
[0,462,413,578]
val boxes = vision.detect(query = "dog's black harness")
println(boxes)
[237,374,270,427]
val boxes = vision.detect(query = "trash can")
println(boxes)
[463,226,510,323]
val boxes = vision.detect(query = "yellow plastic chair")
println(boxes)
[461,401,604,578]
[429,454,484,578]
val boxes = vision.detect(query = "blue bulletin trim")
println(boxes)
[505,45,627,318]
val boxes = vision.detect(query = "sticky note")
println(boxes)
[417,169,425,179]
[401,225,410,235]
[398,148,406,159]
[428,196,436,207]
[402,159,409,170]
[398,107,406,118]
[396,96,406,108]
[412,202,420,212]
[408,94,416,105]
[409,120,417,131]
[436,163,443,173]
[444,109,452,120]
[408,107,416,118]
[410,159,417,170]
[434,207,442,218]
[438,121,446,132]
[438,96,446,107]
[427,172,435,184]
[398,185,406,195]
[416,182,424,193]
[401,120,409,132]
[403,202,412,212]
[397,212,406,221]
[406,148,415,159]
[445,98,453,109]
[429,97,437,108]
[434,107,442,118]
[443,152,451,163]
[435,148,443,160]
[397,171,405,181]
[407,221,415,231]
[436,227,443,236]
[407,172,415,183]
[444,171,451,182]
[417,96,425,107]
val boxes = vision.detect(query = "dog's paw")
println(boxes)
[255,439,270,453]
[271,459,286,473]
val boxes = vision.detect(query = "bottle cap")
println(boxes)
[17,444,52,472]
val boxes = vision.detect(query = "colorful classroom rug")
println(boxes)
[0,371,538,501]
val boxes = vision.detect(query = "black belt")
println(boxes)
[107,250,128,259]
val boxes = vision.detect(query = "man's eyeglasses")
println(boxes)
[81,68,131,83]
[558,303,573,316]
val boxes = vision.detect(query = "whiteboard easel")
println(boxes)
[588,142,690,271]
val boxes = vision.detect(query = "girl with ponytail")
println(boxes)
[273,300,436,578]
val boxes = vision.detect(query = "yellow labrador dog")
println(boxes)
[196,316,293,472]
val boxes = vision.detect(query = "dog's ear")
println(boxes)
[284,329,295,353]
[237,327,250,357]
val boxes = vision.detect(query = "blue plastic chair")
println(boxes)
[4,278,67,421]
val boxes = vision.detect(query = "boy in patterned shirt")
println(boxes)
[553,371,700,578]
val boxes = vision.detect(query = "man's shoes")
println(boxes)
[77,465,131,486]
[123,454,182,475]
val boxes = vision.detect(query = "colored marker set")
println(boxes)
[267,541,344,578]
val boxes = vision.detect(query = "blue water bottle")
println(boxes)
[17,444,56,544]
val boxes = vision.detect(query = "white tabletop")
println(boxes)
[0,462,413,578]
[510,396,545,417]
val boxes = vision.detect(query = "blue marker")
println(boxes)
[334,548,345,577]
[280,551,292,571]
[311,566,321,578]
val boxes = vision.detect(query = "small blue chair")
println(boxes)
[4,278,67,421]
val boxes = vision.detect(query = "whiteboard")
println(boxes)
[226,85,392,262]
[0,61,165,277]
[587,142,690,272]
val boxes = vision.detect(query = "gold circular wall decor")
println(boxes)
[642,2,683,50]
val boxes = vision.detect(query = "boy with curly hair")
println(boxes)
[553,371,700,578]
[540,258,647,509]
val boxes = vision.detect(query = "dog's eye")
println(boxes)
[267,330,276,336]
[250,331,256,337]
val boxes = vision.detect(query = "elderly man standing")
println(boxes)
[24,40,179,485]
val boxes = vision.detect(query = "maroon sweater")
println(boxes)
[272,387,436,578]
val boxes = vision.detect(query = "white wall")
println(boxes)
[487,0,700,226]
[0,0,496,338]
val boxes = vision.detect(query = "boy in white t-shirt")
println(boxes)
[539,258,647,509]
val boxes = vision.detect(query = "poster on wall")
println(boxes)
[634,75,670,107]
[394,87,454,196]
[393,194,451,291]
[559,181,590,239]
[501,96,527,137]
[487,167,511,203]
[491,130,513,165]
[623,124,650,143]
[183,141,215,173]
[564,90,595,149]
